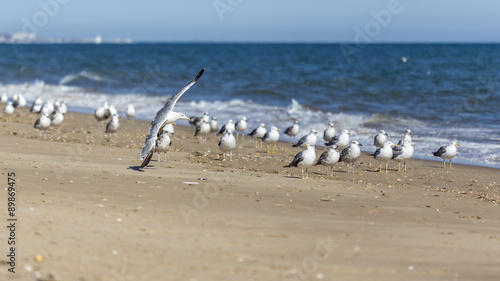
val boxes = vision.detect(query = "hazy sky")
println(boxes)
[1,0,499,42]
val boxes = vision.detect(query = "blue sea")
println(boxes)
[1,43,499,167]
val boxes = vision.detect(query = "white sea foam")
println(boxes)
[1,82,498,168]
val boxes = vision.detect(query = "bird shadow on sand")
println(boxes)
[128,165,147,172]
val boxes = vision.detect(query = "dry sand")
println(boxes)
[1,107,499,281]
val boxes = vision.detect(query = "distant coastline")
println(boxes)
[0,32,132,44]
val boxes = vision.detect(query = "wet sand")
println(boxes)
[1,107,499,281]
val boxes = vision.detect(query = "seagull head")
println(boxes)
[352,141,362,146]
[175,112,190,121]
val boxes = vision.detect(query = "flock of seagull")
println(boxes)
[1,68,460,177]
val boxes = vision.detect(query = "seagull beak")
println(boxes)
[412,143,416,146]
[185,117,190,121]
[277,128,281,131]
[172,122,176,125]
[347,133,351,135]
[456,143,460,146]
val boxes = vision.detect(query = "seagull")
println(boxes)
[374,141,396,173]
[392,140,415,172]
[210,117,218,133]
[126,104,136,120]
[155,126,172,163]
[284,143,317,179]
[340,141,363,173]
[235,116,248,139]
[262,126,280,154]
[163,123,175,136]
[433,141,460,169]
[30,97,44,113]
[373,130,388,148]
[3,102,14,122]
[189,112,209,128]
[325,129,350,151]
[56,101,67,115]
[13,94,26,108]
[293,129,318,147]
[284,120,300,139]
[194,120,211,141]
[316,145,340,176]
[397,129,412,145]
[105,114,120,142]
[218,119,235,135]
[95,101,110,122]
[219,129,236,161]
[41,101,55,116]
[50,110,64,132]
[0,92,7,104]
[140,68,204,169]
[248,123,266,147]
[323,123,336,142]
[34,113,51,138]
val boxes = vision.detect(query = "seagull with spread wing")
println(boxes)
[140,68,205,168]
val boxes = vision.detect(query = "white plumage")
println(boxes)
[293,129,318,147]
[262,126,280,154]
[325,129,350,151]
[219,129,237,161]
[316,145,340,176]
[340,141,363,173]
[284,144,317,178]
[373,129,388,148]
[433,141,459,169]
[374,141,396,172]
[392,140,415,172]
[140,68,204,169]
[323,123,336,142]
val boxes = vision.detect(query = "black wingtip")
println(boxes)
[140,151,154,169]
[194,68,205,81]
[292,144,298,147]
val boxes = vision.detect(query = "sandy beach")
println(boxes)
[1,107,499,281]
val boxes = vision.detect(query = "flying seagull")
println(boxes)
[140,68,205,168]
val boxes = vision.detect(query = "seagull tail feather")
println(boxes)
[140,150,154,169]
[140,137,156,160]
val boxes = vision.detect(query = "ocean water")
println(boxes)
[0,43,499,167]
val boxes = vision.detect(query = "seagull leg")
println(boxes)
[404,161,407,172]
[443,160,446,169]
[398,162,401,172]
[230,151,233,161]
[267,145,270,154]
[223,153,226,161]
[449,159,452,169]
[158,153,161,162]
[272,144,275,154]
[301,168,304,179]
[378,163,383,173]
[385,163,389,173]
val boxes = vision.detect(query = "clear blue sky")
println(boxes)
[1,0,499,42]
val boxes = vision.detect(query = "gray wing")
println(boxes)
[140,68,204,160]
[316,150,329,165]
[290,151,305,167]
[433,146,447,157]
[218,124,227,135]
[248,128,258,137]
[34,118,40,129]
[262,131,270,142]
[373,147,382,158]
[325,135,339,146]
[284,126,293,136]
[340,146,350,162]
[392,145,403,159]
[293,135,308,147]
